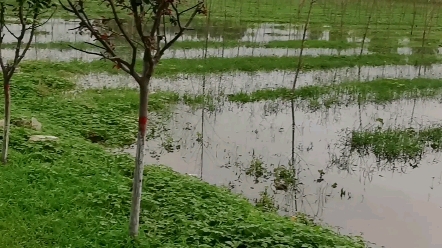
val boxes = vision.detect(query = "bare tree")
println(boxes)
[0,0,56,164]
[60,0,206,237]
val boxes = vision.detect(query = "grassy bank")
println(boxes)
[19,54,442,78]
[227,78,442,109]
[5,72,211,146]
[0,72,365,247]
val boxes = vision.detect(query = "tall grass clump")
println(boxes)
[227,78,442,110]
[348,125,442,162]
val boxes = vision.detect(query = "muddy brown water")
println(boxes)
[77,64,442,94]
[123,99,442,248]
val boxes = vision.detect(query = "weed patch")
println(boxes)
[347,125,442,162]
[19,54,442,78]
[227,78,442,110]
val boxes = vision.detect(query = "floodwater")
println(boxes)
[77,64,442,94]
[11,17,442,247]
[124,99,442,248]
[2,19,95,43]
[397,47,442,56]
[2,44,437,62]
[2,20,334,44]
[0,47,370,62]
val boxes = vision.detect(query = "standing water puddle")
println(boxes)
[123,99,442,248]
[0,47,370,62]
[2,20,334,44]
[77,64,442,94]
[2,19,95,43]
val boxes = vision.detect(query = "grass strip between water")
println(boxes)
[0,72,365,247]
[349,125,442,163]
[19,54,442,78]
[227,78,442,109]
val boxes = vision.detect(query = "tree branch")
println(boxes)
[12,6,57,74]
[155,1,203,62]
[107,0,137,74]
[0,3,7,73]
[84,41,106,50]
[68,45,104,57]
[130,0,153,69]
[61,0,139,82]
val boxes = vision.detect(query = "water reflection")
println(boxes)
[0,47,370,62]
[123,99,442,248]
[2,19,95,43]
[77,64,442,94]
[2,19,334,44]
[4,44,439,62]
[397,47,441,55]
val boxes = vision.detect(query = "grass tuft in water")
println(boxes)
[348,125,442,162]
[228,78,442,109]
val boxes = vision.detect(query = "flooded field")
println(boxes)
[121,99,442,248]
[3,45,439,61]
[1,20,334,44]
[77,64,442,94]
[0,47,370,61]
[5,1,442,246]
[3,19,440,63]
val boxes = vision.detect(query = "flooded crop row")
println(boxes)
[4,44,441,62]
[4,45,440,62]
[0,47,370,62]
[77,64,442,94]
[2,20,334,44]
[4,19,428,50]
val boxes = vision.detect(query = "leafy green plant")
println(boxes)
[0,0,56,163]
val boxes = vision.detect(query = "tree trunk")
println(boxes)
[1,81,11,164]
[129,80,150,237]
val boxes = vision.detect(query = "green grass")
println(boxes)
[227,78,442,110]
[17,54,442,78]
[4,0,442,50]
[6,0,441,33]
[146,40,358,50]
[5,72,209,147]
[348,125,442,162]
[0,71,365,247]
